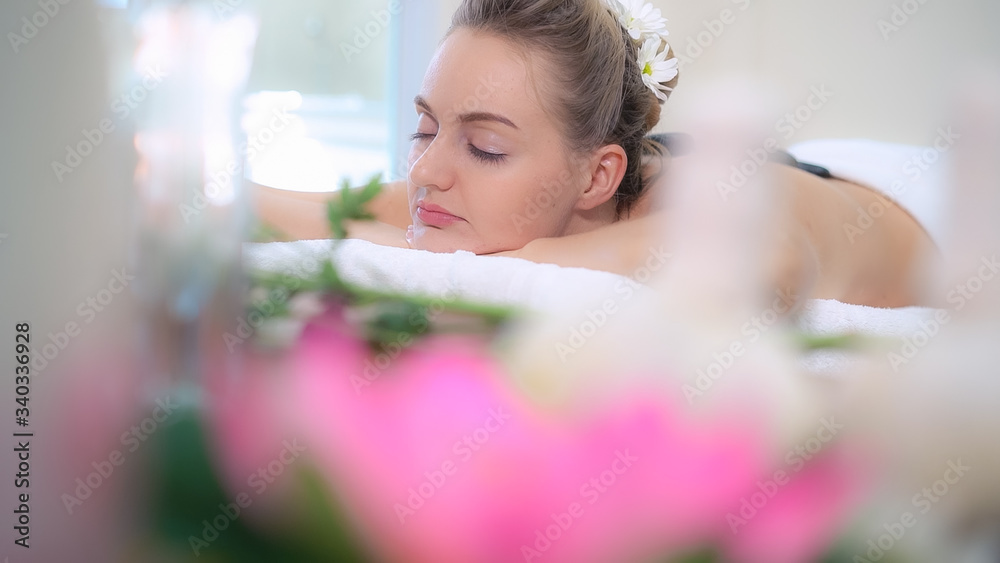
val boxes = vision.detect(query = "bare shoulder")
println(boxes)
[495,153,673,275]
[509,211,665,277]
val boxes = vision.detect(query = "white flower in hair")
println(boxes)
[610,0,670,40]
[606,0,678,100]
[637,36,678,101]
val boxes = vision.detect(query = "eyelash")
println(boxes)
[467,144,506,165]
[409,132,507,165]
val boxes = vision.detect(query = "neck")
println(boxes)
[561,200,618,236]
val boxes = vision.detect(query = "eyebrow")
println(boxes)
[414,95,519,130]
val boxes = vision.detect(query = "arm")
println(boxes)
[249,179,411,240]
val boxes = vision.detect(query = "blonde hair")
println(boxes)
[450,0,678,218]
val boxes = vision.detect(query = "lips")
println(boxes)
[415,201,465,228]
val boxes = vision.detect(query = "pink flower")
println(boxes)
[285,317,861,563]
[196,308,869,562]
[204,309,367,511]
[721,446,871,563]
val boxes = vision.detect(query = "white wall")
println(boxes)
[654,0,1000,146]
[425,0,1000,147]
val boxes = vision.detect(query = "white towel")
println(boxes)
[243,238,655,316]
[794,298,942,376]
[243,238,938,376]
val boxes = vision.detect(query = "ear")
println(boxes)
[575,144,627,211]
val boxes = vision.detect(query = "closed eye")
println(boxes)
[409,132,434,141]
[468,143,506,165]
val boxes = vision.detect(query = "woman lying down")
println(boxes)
[252,0,940,310]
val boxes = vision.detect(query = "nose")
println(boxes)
[407,133,455,192]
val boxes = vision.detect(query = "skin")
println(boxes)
[249,29,940,309]
[405,29,624,254]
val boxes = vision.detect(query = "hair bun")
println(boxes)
[644,91,662,132]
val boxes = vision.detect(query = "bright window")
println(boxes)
[243,0,435,191]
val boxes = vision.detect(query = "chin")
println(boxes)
[412,227,475,254]
[412,226,510,255]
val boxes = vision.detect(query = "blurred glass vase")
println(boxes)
[129,1,259,387]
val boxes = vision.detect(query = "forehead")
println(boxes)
[421,28,551,124]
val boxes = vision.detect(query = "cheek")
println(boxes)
[477,184,560,244]
[513,176,574,230]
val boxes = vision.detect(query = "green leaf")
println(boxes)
[318,259,346,292]
[358,175,382,201]
[249,222,288,243]
[326,174,384,239]
[281,464,373,562]
[647,546,721,563]
[143,401,372,562]
[794,331,867,351]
